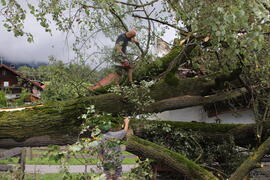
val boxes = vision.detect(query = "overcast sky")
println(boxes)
[0,1,176,64]
[0,14,109,64]
[0,0,114,64]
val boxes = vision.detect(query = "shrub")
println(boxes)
[0,91,7,107]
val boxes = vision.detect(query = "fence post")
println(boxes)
[19,148,26,179]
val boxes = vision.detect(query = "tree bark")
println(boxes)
[0,86,247,146]
[229,137,270,180]
[146,87,247,112]
[0,118,267,149]
[135,120,270,148]
[126,135,218,180]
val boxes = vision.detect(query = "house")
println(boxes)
[154,105,254,124]
[154,98,254,124]
[0,64,44,101]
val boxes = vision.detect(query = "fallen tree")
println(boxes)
[1,0,269,179]
[0,86,248,146]
[126,135,218,180]
[0,84,263,179]
[0,112,267,149]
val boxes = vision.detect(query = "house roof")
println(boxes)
[0,64,43,90]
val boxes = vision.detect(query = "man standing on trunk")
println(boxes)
[113,30,139,84]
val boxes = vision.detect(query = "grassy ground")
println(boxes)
[0,149,138,180]
[0,172,107,180]
[0,151,138,165]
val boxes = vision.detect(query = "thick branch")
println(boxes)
[132,14,189,37]
[146,87,247,112]
[157,41,196,78]
[115,0,159,8]
[229,137,270,180]
[0,118,269,149]
[109,7,145,55]
[0,74,244,145]
[109,7,128,31]
[139,0,152,55]
[126,135,218,180]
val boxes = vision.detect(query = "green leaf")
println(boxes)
[217,7,224,13]
[215,31,221,36]
[85,9,90,16]
[239,10,245,16]
[87,141,99,148]
[1,0,6,6]
[212,24,217,31]
[27,36,34,43]
[69,144,82,152]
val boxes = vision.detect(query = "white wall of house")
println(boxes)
[5,94,20,100]
[154,106,255,124]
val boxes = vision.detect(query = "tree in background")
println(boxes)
[17,65,51,82]
[0,91,7,107]
[14,88,31,106]
[41,56,98,102]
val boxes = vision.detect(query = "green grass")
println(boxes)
[0,173,103,180]
[26,157,137,165]
[2,173,133,180]
[32,149,134,155]
[0,152,138,165]
[25,173,65,180]
[0,157,19,164]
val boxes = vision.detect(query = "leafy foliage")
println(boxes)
[202,136,247,175]
[15,88,31,106]
[126,158,153,180]
[2,0,270,178]
[109,80,155,115]
[41,57,96,102]
[140,121,247,176]
[17,65,51,82]
[0,91,7,107]
[141,122,202,160]
[43,107,145,179]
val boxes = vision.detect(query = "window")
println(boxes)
[3,81,9,87]
[2,70,6,76]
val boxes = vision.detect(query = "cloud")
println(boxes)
[0,13,73,63]
[0,0,176,65]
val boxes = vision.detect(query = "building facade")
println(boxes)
[0,64,43,100]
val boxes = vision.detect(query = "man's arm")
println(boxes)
[103,118,130,140]
[123,117,130,131]
[131,38,139,44]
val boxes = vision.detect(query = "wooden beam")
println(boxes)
[0,147,22,160]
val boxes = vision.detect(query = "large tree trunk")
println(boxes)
[126,135,218,180]
[0,86,247,147]
[0,115,267,149]
[0,61,247,179]
[146,87,247,112]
